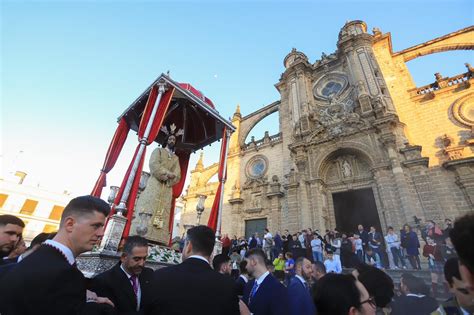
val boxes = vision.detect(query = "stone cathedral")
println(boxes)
[180,21,474,238]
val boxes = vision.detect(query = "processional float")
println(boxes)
[90,74,235,254]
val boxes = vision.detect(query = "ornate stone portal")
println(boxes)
[180,21,474,238]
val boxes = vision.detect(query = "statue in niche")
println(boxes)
[341,160,353,178]
[130,124,183,245]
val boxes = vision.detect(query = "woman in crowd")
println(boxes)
[423,236,445,297]
[401,224,421,270]
[272,252,286,282]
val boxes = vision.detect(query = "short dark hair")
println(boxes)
[30,232,55,248]
[123,235,149,255]
[0,215,25,228]
[186,225,215,257]
[295,257,307,269]
[356,263,394,307]
[313,261,326,274]
[61,195,110,225]
[444,257,462,286]
[212,254,230,271]
[245,248,266,264]
[285,252,293,258]
[401,273,429,295]
[450,213,474,273]
[313,274,361,315]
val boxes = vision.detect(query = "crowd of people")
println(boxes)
[0,195,473,315]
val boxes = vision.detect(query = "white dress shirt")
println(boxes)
[253,271,270,295]
[188,255,210,264]
[324,258,342,274]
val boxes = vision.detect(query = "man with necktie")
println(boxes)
[288,257,316,315]
[241,248,289,315]
[148,225,239,315]
[91,235,154,314]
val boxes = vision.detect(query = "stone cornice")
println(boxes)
[402,158,429,168]
[266,191,284,198]
[228,198,244,205]
[443,157,474,170]
[283,183,300,189]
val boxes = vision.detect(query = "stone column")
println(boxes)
[401,145,444,220]
[284,168,300,233]
[380,133,421,225]
[443,157,474,211]
[266,176,284,232]
[229,197,244,236]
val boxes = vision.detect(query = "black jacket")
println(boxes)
[391,295,439,315]
[90,262,154,315]
[148,257,239,315]
[0,244,114,315]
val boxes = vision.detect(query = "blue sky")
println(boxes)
[1,0,473,197]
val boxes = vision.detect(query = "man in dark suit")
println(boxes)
[390,273,438,315]
[148,225,239,315]
[0,214,24,264]
[0,195,114,315]
[91,235,154,315]
[288,257,316,315]
[241,248,289,315]
[0,232,55,279]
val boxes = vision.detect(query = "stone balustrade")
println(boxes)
[410,70,472,97]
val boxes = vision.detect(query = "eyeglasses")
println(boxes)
[360,297,376,308]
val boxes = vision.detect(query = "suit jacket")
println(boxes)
[243,273,289,315]
[0,244,114,315]
[390,295,439,315]
[287,276,315,315]
[90,262,154,315]
[148,257,239,315]
[235,274,248,297]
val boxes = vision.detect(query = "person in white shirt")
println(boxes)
[298,231,307,249]
[310,234,323,262]
[385,226,406,269]
[353,233,364,262]
[263,228,274,260]
[324,251,342,274]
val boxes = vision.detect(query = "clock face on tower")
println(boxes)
[246,155,268,179]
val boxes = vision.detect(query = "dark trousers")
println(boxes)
[407,255,421,269]
[390,247,406,267]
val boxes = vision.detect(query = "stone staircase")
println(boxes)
[343,267,451,302]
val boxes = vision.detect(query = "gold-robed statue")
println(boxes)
[130,124,183,244]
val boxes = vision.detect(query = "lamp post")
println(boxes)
[196,194,207,225]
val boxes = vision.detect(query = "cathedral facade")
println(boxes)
[180,21,474,238]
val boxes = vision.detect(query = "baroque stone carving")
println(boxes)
[451,93,474,127]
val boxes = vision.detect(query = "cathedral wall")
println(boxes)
[372,33,474,167]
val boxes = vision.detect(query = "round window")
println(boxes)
[246,156,268,179]
[321,81,342,98]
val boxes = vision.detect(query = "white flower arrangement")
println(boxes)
[147,244,182,264]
